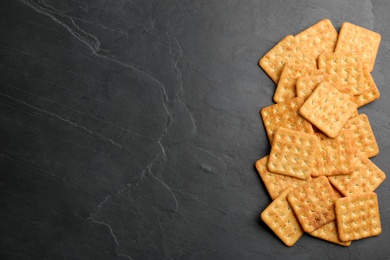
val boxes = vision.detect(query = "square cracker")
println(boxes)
[328,154,386,196]
[268,127,318,180]
[259,35,316,83]
[354,66,380,107]
[318,52,364,95]
[336,192,382,241]
[335,22,381,72]
[310,221,351,246]
[261,97,314,144]
[299,81,357,138]
[311,131,355,177]
[296,74,355,101]
[273,62,321,103]
[261,188,304,246]
[287,176,336,233]
[295,19,338,59]
[343,114,379,158]
[255,156,311,200]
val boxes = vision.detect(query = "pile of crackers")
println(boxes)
[256,19,386,246]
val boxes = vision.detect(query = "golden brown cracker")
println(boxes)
[335,22,381,72]
[268,128,318,180]
[260,97,313,144]
[295,19,338,58]
[354,66,380,107]
[343,114,379,158]
[299,81,357,138]
[311,131,355,177]
[255,156,311,200]
[318,52,364,95]
[261,188,304,246]
[259,35,299,83]
[328,154,386,196]
[336,192,382,241]
[310,221,351,246]
[287,176,336,233]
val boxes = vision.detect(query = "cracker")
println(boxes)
[260,97,313,144]
[287,176,336,233]
[318,52,364,95]
[335,22,381,72]
[295,19,338,59]
[354,66,380,107]
[255,156,311,200]
[311,131,355,177]
[328,154,386,196]
[261,188,304,246]
[310,221,351,246]
[273,62,321,103]
[268,128,318,180]
[336,192,382,241]
[343,114,379,158]
[259,35,299,83]
[299,81,357,138]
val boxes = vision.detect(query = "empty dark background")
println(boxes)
[1,0,389,259]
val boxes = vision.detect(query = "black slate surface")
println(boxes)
[1,0,390,259]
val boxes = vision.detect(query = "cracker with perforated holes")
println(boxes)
[296,74,354,101]
[295,19,338,59]
[311,130,355,177]
[336,192,382,241]
[299,81,357,138]
[335,22,381,72]
[318,52,364,95]
[354,66,380,107]
[268,128,318,180]
[261,97,314,144]
[255,156,311,200]
[259,35,300,83]
[261,188,304,246]
[328,154,386,196]
[309,221,351,246]
[273,62,322,103]
[343,114,379,158]
[286,176,336,233]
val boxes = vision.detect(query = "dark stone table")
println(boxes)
[1,0,389,259]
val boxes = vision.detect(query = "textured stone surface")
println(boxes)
[0,0,389,259]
